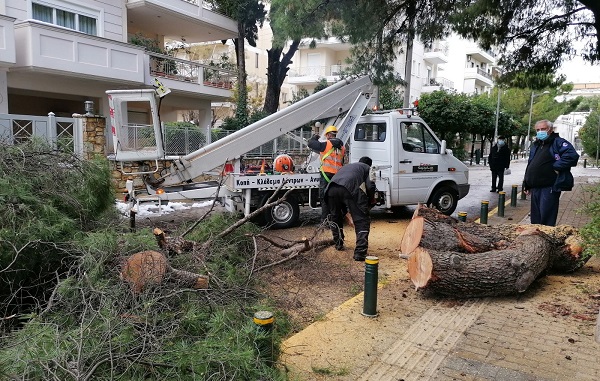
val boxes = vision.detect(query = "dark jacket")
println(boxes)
[488,144,511,171]
[324,162,376,206]
[523,133,579,192]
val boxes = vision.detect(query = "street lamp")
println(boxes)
[526,90,550,151]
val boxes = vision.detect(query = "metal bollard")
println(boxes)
[584,158,587,168]
[520,186,527,200]
[129,210,136,232]
[480,201,489,224]
[362,256,379,317]
[253,311,275,365]
[511,185,518,207]
[458,211,467,222]
[497,192,506,217]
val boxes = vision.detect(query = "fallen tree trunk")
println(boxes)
[408,229,552,297]
[402,205,590,297]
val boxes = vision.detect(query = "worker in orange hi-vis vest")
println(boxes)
[308,125,346,222]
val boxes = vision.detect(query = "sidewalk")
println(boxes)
[279,176,600,381]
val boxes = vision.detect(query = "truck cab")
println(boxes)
[351,110,470,215]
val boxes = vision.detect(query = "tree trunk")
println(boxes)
[263,39,300,114]
[408,229,552,297]
[402,206,590,297]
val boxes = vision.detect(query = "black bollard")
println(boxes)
[458,211,467,222]
[480,201,489,224]
[498,192,506,217]
[253,311,275,365]
[511,185,518,207]
[129,210,136,232]
[362,256,379,317]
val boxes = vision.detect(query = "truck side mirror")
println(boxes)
[440,140,447,154]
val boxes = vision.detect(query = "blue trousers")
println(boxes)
[530,186,561,226]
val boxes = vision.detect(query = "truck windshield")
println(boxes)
[401,122,439,154]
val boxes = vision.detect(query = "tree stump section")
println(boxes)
[402,206,589,297]
[120,250,209,293]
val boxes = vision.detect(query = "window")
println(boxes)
[32,2,98,36]
[401,122,439,154]
[354,123,387,142]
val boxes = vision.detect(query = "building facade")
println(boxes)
[1,0,237,130]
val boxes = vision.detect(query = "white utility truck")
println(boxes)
[107,76,469,228]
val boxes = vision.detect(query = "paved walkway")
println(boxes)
[280,175,600,381]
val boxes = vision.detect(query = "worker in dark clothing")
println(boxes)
[308,125,346,222]
[523,120,579,226]
[325,156,376,261]
[488,135,511,192]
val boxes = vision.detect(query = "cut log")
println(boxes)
[408,229,552,297]
[402,205,590,297]
[402,206,589,273]
[120,250,209,293]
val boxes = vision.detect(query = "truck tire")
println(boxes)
[428,186,458,215]
[261,193,300,229]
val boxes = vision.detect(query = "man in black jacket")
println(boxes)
[325,156,376,261]
[488,135,511,192]
[523,120,579,226]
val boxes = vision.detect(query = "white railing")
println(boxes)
[0,113,81,154]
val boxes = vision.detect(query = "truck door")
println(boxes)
[395,120,443,203]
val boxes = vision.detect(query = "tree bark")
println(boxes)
[402,206,590,297]
[263,39,300,114]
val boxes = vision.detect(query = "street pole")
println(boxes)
[527,92,534,152]
[494,88,501,142]
[596,120,600,168]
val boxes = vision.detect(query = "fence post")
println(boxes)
[47,112,57,150]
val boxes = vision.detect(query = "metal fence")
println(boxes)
[0,113,312,161]
[0,113,80,153]
[162,124,312,158]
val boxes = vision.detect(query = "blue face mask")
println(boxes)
[536,131,549,140]
[497,140,505,147]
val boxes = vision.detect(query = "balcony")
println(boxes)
[296,37,351,51]
[126,0,237,43]
[14,21,145,83]
[287,64,351,85]
[464,67,494,87]
[465,44,495,64]
[0,15,16,67]
[423,42,448,65]
[147,52,235,97]
[421,77,455,93]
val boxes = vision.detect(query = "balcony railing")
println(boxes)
[477,68,492,80]
[148,52,236,89]
[423,77,454,89]
[288,64,351,77]
[424,42,448,56]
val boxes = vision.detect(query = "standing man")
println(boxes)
[523,120,579,226]
[308,125,346,222]
[325,156,376,261]
[488,135,511,193]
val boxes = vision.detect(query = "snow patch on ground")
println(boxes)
[115,200,214,217]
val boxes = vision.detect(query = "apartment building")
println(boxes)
[0,0,237,129]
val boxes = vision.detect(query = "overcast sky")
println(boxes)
[558,56,600,84]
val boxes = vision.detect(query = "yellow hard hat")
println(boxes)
[324,125,338,135]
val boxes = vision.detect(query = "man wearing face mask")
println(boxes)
[523,120,579,226]
[488,135,511,192]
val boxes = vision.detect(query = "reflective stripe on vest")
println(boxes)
[320,140,344,181]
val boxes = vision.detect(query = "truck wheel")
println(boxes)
[261,193,300,229]
[428,186,458,215]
